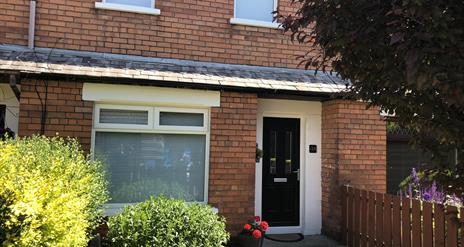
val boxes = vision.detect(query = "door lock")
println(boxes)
[292,169,300,181]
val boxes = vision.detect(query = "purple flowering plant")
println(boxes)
[400,168,463,207]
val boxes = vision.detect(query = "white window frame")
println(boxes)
[94,104,154,130]
[95,0,161,16]
[230,0,281,29]
[155,107,208,132]
[91,104,210,215]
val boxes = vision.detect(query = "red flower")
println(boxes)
[243,224,252,231]
[254,216,261,222]
[252,229,262,239]
[259,221,269,231]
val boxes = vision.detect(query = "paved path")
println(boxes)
[263,235,344,247]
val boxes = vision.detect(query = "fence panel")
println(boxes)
[392,196,402,247]
[360,190,368,247]
[422,202,433,247]
[384,194,392,247]
[375,193,384,247]
[354,189,360,247]
[402,197,411,247]
[411,199,421,247]
[341,185,463,247]
[446,206,458,247]
[368,191,376,247]
[434,204,445,247]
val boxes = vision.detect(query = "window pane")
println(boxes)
[100,109,148,125]
[159,112,204,127]
[106,0,152,8]
[236,0,274,22]
[95,132,206,203]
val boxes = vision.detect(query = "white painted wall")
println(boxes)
[0,84,20,134]
[256,98,322,235]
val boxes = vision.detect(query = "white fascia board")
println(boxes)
[83,83,220,107]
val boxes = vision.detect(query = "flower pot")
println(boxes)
[236,234,264,247]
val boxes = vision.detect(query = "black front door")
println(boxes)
[262,117,300,226]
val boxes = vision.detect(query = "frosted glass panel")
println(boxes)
[106,0,152,8]
[236,0,274,22]
[95,132,206,203]
[159,112,204,127]
[100,109,148,125]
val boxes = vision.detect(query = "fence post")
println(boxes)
[347,187,354,247]
[446,205,458,247]
[341,186,348,245]
[460,207,464,247]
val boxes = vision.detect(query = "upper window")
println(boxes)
[235,0,276,23]
[93,104,209,210]
[95,0,160,16]
[230,0,280,29]
[105,0,152,8]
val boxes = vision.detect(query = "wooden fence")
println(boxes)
[341,186,464,247]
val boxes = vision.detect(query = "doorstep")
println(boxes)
[263,235,343,247]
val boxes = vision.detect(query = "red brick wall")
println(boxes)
[18,80,93,151]
[209,91,258,234]
[0,0,314,69]
[321,99,386,239]
[0,0,29,45]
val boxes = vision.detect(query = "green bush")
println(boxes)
[0,136,108,246]
[106,196,230,247]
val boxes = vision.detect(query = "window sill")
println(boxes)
[229,18,281,29]
[95,2,161,16]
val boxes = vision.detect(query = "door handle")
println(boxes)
[292,169,300,181]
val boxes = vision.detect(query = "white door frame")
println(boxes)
[255,99,322,235]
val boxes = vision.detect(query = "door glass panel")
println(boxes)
[269,130,277,174]
[285,131,292,174]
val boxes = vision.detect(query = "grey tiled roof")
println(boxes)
[0,45,348,93]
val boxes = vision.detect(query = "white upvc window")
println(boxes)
[230,0,280,29]
[95,0,161,16]
[92,104,209,213]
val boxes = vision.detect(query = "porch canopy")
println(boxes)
[0,45,347,97]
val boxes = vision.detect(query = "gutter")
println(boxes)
[28,0,37,49]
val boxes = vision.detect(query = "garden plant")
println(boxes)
[106,196,229,247]
[0,136,108,246]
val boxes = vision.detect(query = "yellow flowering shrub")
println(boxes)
[0,136,108,247]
